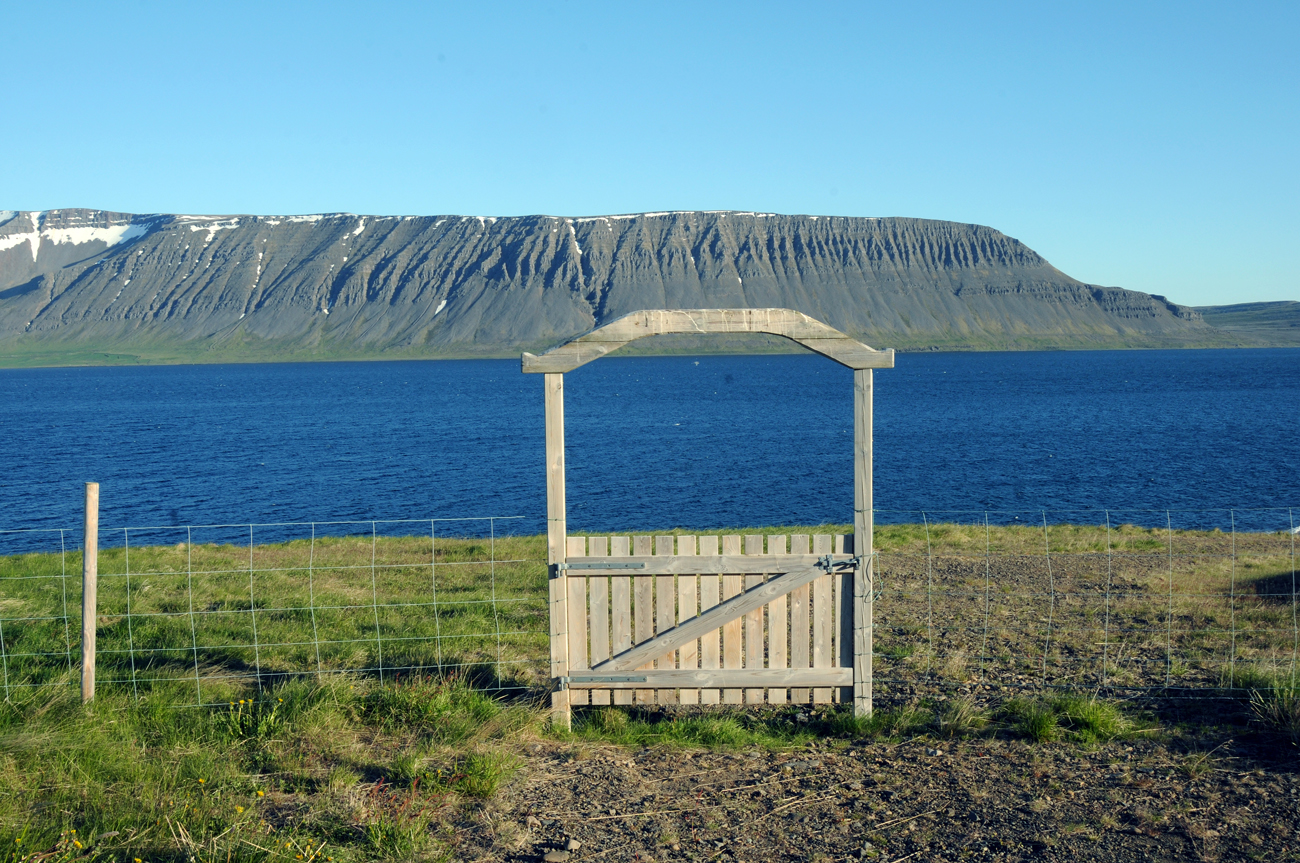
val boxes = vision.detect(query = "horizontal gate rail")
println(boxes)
[562,668,853,689]
[556,553,855,576]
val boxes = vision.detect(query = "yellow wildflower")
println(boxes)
[257,790,265,797]
[235,806,245,813]
[198,778,205,784]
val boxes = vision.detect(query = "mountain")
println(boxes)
[1194,301,1300,346]
[0,208,1230,367]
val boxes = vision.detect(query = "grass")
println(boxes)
[0,520,1295,858]
[0,532,550,699]
[569,706,820,749]
[2,521,1297,706]
[0,669,1276,863]
[0,674,534,863]
[1242,670,1300,745]
[1000,695,1132,744]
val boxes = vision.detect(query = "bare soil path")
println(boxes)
[454,729,1298,863]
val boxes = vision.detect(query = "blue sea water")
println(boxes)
[1,348,1297,543]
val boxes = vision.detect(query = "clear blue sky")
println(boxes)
[2,1,1295,307]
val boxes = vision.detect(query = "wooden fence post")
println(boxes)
[81,482,98,704]
[544,374,571,728]
[853,370,873,716]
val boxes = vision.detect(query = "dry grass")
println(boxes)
[0,532,550,703]
[0,522,1296,704]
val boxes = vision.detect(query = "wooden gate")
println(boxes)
[522,309,893,726]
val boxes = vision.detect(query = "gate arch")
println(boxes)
[522,309,893,726]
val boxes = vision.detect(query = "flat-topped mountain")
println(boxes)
[0,208,1231,366]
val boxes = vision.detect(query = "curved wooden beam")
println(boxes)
[521,308,894,372]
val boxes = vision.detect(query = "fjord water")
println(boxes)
[1,349,1297,541]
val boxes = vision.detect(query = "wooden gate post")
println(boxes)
[81,481,99,704]
[544,373,571,728]
[853,369,874,716]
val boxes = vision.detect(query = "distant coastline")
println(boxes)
[2,209,1295,369]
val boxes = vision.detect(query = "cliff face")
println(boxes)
[0,209,1217,364]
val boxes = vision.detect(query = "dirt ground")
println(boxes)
[453,714,1299,863]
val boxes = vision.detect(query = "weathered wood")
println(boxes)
[528,310,887,719]
[521,309,895,373]
[854,368,874,716]
[633,535,654,704]
[676,536,699,705]
[564,668,852,689]
[81,481,98,704]
[558,553,853,576]
[610,536,632,705]
[655,536,677,704]
[543,373,569,726]
[588,536,610,706]
[743,535,765,704]
[566,536,588,707]
[789,534,810,703]
[592,556,850,673]
[767,535,788,705]
[812,534,833,704]
[698,536,720,705]
[721,535,743,704]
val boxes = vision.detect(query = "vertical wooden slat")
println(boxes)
[743,535,765,704]
[566,536,589,707]
[767,534,788,704]
[721,535,743,704]
[789,534,811,703]
[698,536,721,705]
[812,534,833,703]
[676,536,699,705]
[610,536,632,706]
[543,373,570,726]
[854,367,874,716]
[633,535,654,705]
[588,536,610,706]
[836,533,853,704]
[655,535,677,705]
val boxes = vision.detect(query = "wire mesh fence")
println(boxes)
[0,518,549,705]
[872,508,1299,698]
[0,508,1296,706]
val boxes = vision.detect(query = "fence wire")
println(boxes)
[1,508,1297,705]
[0,518,547,705]
[871,508,1300,698]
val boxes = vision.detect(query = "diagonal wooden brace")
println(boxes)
[592,557,858,673]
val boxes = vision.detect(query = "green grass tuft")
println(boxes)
[1250,683,1300,744]
[937,697,990,738]
[1049,695,1128,743]
[1003,698,1061,743]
